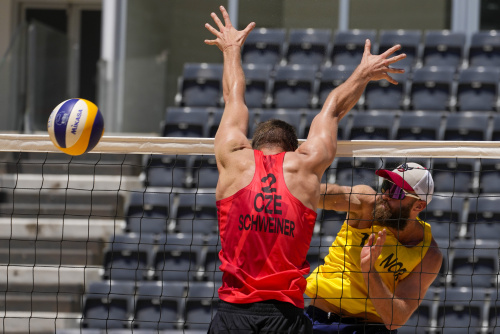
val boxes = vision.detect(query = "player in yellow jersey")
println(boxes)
[305,162,443,333]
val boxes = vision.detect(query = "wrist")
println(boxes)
[223,44,241,53]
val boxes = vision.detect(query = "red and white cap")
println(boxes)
[375,162,434,204]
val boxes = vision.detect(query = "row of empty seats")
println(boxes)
[101,233,221,282]
[163,108,500,141]
[383,286,500,334]
[81,280,218,331]
[80,282,500,333]
[239,28,500,68]
[176,63,500,111]
[124,186,500,240]
[143,153,500,195]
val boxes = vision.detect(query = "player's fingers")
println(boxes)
[363,39,372,56]
[204,39,218,45]
[381,44,402,58]
[386,67,405,74]
[242,22,256,36]
[205,23,220,37]
[211,12,224,30]
[219,6,233,28]
[386,53,407,65]
[384,74,399,85]
[366,233,375,247]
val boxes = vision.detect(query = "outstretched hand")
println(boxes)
[205,6,255,52]
[360,229,387,272]
[359,40,406,85]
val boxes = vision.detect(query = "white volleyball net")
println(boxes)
[0,134,498,333]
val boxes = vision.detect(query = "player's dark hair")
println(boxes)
[251,119,298,152]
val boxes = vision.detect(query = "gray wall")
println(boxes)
[0,1,13,59]
[350,0,451,30]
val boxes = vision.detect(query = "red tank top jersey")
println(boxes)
[216,150,317,308]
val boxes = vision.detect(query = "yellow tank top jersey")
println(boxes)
[305,217,433,318]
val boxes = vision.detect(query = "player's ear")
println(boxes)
[414,200,426,212]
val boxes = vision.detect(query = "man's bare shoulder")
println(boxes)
[425,238,444,266]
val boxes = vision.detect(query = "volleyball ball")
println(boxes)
[47,98,105,156]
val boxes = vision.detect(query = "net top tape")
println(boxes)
[1,134,500,159]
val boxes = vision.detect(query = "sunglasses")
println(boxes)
[380,179,421,200]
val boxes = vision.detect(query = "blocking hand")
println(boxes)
[359,40,407,85]
[204,6,255,52]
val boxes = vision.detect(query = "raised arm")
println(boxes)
[298,40,407,175]
[204,6,255,164]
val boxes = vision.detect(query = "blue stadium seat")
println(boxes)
[162,107,210,137]
[132,281,186,330]
[178,63,223,107]
[409,66,455,111]
[443,112,491,141]
[331,29,376,66]
[492,113,500,141]
[347,110,396,140]
[317,208,345,237]
[174,193,217,235]
[242,64,273,108]
[306,236,334,270]
[431,157,478,194]
[183,282,219,330]
[364,67,410,110]
[469,30,500,67]
[432,238,452,287]
[102,233,155,281]
[456,67,500,112]
[249,108,303,138]
[270,64,317,108]
[478,158,500,194]
[242,28,286,65]
[209,108,257,138]
[396,111,444,140]
[202,235,222,284]
[82,280,135,329]
[206,108,223,138]
[378,30,422,67]
[466,196,500,241]
[435,286,489,334]
[286,28,332,66]
[488,294,500,334]
[335,157,380,189]
[125,190,173,235]
[421,195,466,240]
[191,155,218,189]
[153,234,204,282]
[144,155,191,188]
[450,239,499,288]
[422,30,466,67]
[316,65,356,108]
[303,109,349,140]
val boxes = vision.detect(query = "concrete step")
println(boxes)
[3,152,144,176]
[0,265,100,313]
[0,188,126,218]
[0,311,81,334]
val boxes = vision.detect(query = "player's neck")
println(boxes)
[257,146,285,155]
[388,218,424,246]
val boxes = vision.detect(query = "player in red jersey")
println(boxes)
[204,6,406,333]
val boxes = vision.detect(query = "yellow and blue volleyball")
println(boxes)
[47,98,105,156]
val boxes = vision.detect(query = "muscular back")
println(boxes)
[216,147,322,211]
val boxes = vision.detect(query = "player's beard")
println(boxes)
[373,197,413,230]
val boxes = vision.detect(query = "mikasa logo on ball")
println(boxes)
[71,109,83,135]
